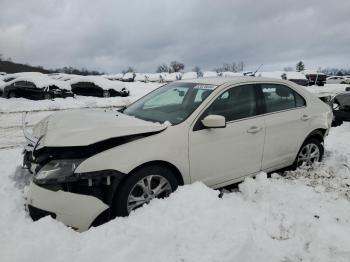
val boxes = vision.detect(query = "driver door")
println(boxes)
[189,84,265,187]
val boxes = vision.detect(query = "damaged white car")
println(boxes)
[24,77,332,231]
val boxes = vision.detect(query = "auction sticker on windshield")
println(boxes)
[193,84,216,90]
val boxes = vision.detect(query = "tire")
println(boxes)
[103,90,110,98]
[44,92,53,100]
[293,138,324,168]
[112,165,178,217]
[8,91,16,98]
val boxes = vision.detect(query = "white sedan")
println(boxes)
[24,77,332,231]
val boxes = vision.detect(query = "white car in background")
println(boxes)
[326,76,350,84]
[24,77,332,231]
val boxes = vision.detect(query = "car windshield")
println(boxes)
[124,82,216,124]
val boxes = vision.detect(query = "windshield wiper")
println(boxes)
[117,105,127,113]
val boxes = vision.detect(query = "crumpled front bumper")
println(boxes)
[26,182,109,232]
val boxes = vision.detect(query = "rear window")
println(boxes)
[261,84,306,113]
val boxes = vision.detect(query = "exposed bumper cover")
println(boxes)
[26,182,109,232]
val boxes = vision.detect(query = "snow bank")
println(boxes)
[202,71,218,78]
[69,76,125,91]
[220,71,243,77]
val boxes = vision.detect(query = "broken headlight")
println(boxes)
[34,159,84,185]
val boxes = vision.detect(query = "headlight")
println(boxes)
[34,159,84,184]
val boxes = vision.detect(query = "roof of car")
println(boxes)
[178,76,288,86]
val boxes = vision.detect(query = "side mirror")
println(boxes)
[201,115,226,128]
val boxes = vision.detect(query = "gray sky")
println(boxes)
[1,0,349,73]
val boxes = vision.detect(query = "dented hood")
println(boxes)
[33,109,167,148]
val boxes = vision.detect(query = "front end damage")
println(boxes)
[24,143,128,231]
[21,110,168,230]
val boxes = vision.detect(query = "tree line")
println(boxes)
[1,54,349,76]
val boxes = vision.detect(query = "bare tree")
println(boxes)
[170,61,185,72]
[156,64,170,73]
[122,67,135,74]
[214,61,245,73]
[192,66,202,76]
[296,61,305,72]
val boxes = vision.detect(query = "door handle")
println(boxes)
[301,114,311,121]
[247,126,263,134]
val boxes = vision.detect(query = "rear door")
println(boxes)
[259,83,310,170]
[189,84,265,187]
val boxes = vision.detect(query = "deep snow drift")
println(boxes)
[0,122,350,261]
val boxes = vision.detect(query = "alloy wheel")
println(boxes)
[297,143,320,167]
[127,175,172,213]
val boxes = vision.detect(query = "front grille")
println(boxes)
[28,205,56,221]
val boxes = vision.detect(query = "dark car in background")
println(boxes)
[331,92,350,126]
[303,71,327,86]
[70,76,130,97]
[3,80,73,100]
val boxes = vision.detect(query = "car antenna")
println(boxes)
[252,64,263,76]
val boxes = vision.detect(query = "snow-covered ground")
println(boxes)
[0,81,350,262]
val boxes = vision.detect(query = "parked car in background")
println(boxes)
[331,92,350,126]
[302,70,327,86]
[146,73,163,82]
[2,73,73,100]
[326,76,350,85]
[134,73,148,82]
[122,73,136,82]
[24,77,332,231]
[103,73,124,81]
[70,76,129,97]
[181,71,198,80]
[257,71,308,86]
[0,78,5,96]
[202,71,218,78]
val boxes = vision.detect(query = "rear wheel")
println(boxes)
[8,91,16,98]
[103,90,110,98]
[294,138,323,168]
[44,92,53,100]
[112,165,178,217]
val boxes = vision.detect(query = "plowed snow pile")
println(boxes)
[0,124,350,262]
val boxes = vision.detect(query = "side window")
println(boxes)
[261,84,305,113]
[206,84,257,122]
[295,92,306,107]
[26,81,35,88]
[14,81,26,86]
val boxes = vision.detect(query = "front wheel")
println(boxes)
[295,138,324,168]
[112,165,178,217]
[8,91,16,98]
